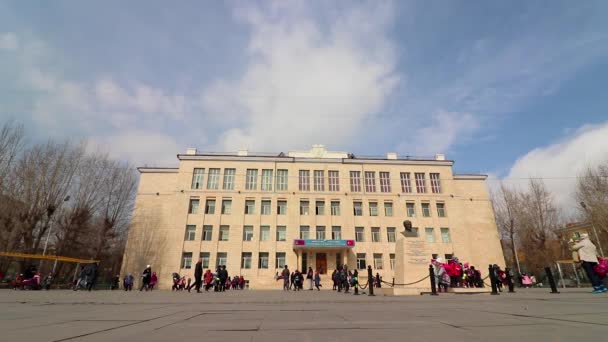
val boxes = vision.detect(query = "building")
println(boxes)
[121,145,505,289]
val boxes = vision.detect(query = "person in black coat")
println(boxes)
[140,265,152,291]
[219,265,228,292]
[86,263,98,291]
[188,259,203,293]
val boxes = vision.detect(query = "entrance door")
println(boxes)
[316,253,327,274]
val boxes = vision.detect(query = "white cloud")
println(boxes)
[90,130,180,166]
[0,32,18,50]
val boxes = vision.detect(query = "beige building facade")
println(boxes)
[121,145,505,290]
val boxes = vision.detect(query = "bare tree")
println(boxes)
[492,183,523,272]
[576,162,608,248]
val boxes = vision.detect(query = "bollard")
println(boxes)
[544,267,560,294]
[506,267,515,293]
[367,265,375,296]
[489,264,499,295]
[429,264,438,296]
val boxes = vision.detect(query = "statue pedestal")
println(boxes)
[392,232,432,294]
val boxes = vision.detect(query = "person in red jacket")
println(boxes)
[204,270,213,291]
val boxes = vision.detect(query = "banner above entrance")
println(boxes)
[293,239,355,248]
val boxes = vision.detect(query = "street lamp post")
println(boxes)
[580,202,605,258]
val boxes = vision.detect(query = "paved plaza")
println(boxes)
[1,288,608,341]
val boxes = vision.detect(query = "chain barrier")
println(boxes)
[358,282,369,290]
[379,275,430,287]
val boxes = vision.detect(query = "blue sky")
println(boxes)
[1,0,608,208]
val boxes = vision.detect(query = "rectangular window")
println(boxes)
[415,173,426,193]
[331,226,341,240]
[222,168,235,190]
[277,200,287,215]
[205,199,216,214]
[380,172,391,193]
[350,171,361,192]
[241,252,252,269]
[400,172,412,193]
[191,168,204,189]
[260,226,270,241]
[390,253,395,270]
[316,226,326,240]
[441,228,451,243]
[221,199,232,215]
[300,225,310,239]
[353,201,363,216]
[300,200,310,215]
[387,227,396,242]
[188,199,199,214]
[445,254,453,262]
[246,169,258,190]
[425,227,435,243]
[313,170,325,191]
[216,252,227,268]
[315,200,325,215]
[184,225,196,241]
[276,226,286,241]
[373,253,383,270]
[261,200,271,215]
[331,201,340,216]
[207,168,220,190]
[200,252,210,268]
[245,200,255,214]
[202,225,213,241]
[369,202,378,216]
[258,252,269,269]
[181,252,193,269]
[406,202,416,217]
[276,169,288,191]
[219,226,230,241]
[261,169,273,191]
[437,203,446,217]
[422,203,431,217]
[357,253,366,270]
[243,226,254,241]
[371,227,381,242]
[384,202,393,216]
[299,170,310,191]
[430,173,442,193]
[364,171,376,192]
[328,171,340,191]
[276,252,286,268]
[355,227,365,242]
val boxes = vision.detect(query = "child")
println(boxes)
[314,270,321,291]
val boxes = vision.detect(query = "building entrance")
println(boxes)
[316,253,327,274]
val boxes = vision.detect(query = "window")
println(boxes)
[300,226,310,239]
[261,200,271,215]
[384,202,393,216]
[400,172,412,193]
[241,252,252,269]
[245,200,255,214]
[202,225,213,241]
[371,227,381,242]
[364,171,376,192]
[369,202,378,216]
[276,252,286,268]
[222,168,235,190]
[350,171,361,192]
[331,226,341,240]
[357,253,366,270]
[184,225,196,241]
[425,228,435,243]
[300,200,310,215]
[430,173,442,193]
[390,254,395,270]
[436,203,446,217]
[353,201,363,216]
[260,226,270,241]
[415,173,426,193]
[422,203,431,217]
[216,252,227,268]
[316,226,326,240]
[380,172,391,192]
[191,168,204,189]
[243,226,254,241]
[276,226,286,241]
[246,169,258,190]
[441,228,451,243]
[387,227,396,242]
[205,199,216,214]
[373,253,383,270]
[355,227,365,242]
[328,171,340,191]
[258,252,269,269]
[331,201,340,216]
[299,170,310,191]
[277,200,287,215]
[200,252,210,268]
[261,169,273,191]
[406,202,416,217]
[207,168,220,190]
[221,199,232,215]
[444,254,453,262]
[276,169,288,191]
[188,199,199,214]
[181,252,193,269]
[313,170,325,191]
[315,200,325,215]
[219,226,230,241]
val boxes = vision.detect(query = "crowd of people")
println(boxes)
[278,266,323,291]
[432,257,484,292]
